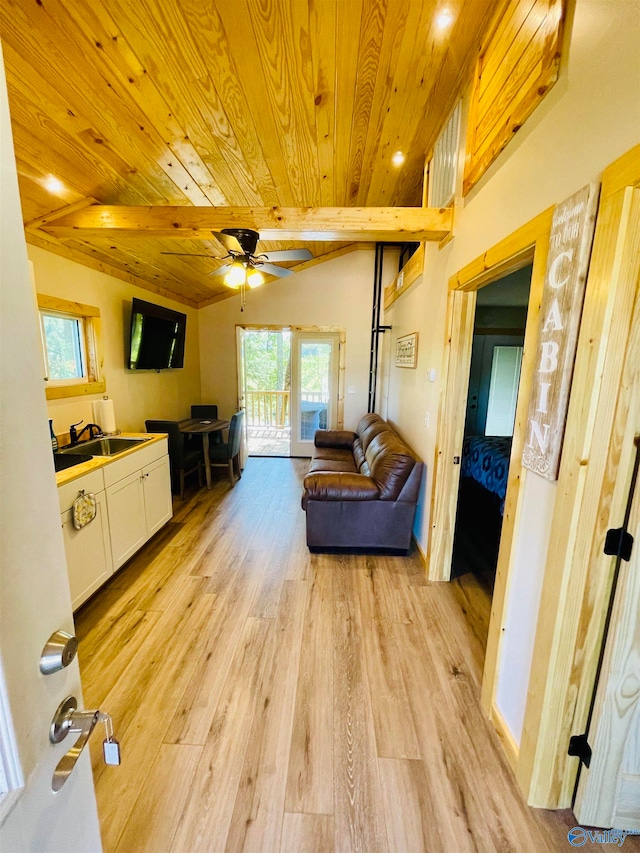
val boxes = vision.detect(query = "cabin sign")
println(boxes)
[522,184,599,480]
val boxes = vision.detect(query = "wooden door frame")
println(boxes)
[429,145,640,808]
[428,212,554,751]
[518,146,640,808]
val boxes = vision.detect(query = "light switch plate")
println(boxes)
[347,385,356,394]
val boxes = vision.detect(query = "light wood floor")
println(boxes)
[76,457,578,852]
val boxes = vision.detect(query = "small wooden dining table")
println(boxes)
[178,418,229,490]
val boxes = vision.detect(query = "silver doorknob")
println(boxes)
[50,696,101,792]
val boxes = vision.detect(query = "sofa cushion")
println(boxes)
[352,437,368,473]
[366,431,416,500]
[302,472,380,508]
[314,429,356,449]
[308,457,358,474]
[312,446,355,464]
[356,413,390,452]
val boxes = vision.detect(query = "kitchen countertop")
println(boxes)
[55,433,168,487]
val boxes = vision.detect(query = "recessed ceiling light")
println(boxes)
[392,150,405,167]
[44,176,64,194]
[436,8,454,29]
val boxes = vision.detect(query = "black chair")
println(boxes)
[208,410,244,487]
[191,404,218,419]
[145,419,203,500]
[190,404,222,445]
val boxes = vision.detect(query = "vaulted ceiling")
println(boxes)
[1,0,495,306]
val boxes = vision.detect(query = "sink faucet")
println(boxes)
[69,420,103,445]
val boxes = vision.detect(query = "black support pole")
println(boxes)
[368,242,417,413]
[368,243,384,412]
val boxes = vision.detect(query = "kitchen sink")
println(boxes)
[60,436,152,457]
[54,452,93,472]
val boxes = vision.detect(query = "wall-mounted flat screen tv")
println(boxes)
[128,298,186,370]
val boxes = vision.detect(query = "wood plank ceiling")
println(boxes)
[0,0,495,307]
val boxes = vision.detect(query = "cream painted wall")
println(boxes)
[199,248,396,428]
[383,0,640,745]
[28,245,202,438]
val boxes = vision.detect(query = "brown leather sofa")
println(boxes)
[301,413,424,552]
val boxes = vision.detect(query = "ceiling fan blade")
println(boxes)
[212,231,243,254]
[260,263,294,278]
[160,252,217,258]
[262,249,313,262]
[208,263,233,277]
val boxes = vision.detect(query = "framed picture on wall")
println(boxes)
[395,332,418,368]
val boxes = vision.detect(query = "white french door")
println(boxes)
[290,332,340,457]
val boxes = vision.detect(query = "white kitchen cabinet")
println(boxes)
[59,475,113,611]
[106,469,148,569]
[106,454,172,568]
[143,454,173,536]
[57,436,173,606]
[106,447,172,570]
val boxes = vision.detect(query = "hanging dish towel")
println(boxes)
[72,490,97,529]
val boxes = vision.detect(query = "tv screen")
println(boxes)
[128,298,186,370]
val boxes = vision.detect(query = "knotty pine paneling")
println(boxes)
[463,0,565,195]
[0,0,496,305]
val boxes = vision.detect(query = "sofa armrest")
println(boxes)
[302,472,379,508]
[314,429,357,449]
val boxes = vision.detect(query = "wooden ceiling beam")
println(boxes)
[43,205,453,242]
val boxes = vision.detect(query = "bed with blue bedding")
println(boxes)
[461,435,512,514]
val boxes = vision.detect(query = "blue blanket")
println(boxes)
[461,436,512,514]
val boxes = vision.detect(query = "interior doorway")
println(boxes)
[451,266,532,606]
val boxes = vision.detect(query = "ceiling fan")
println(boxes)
[162,228,313,291]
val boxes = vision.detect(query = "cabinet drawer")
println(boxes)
[103,437,168,488]
[58,468,105,513]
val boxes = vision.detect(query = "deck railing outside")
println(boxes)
[245,390,290,428]
[245,390,329,428]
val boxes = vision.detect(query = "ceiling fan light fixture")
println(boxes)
[224,262,246,288]
[246,269,265,289]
